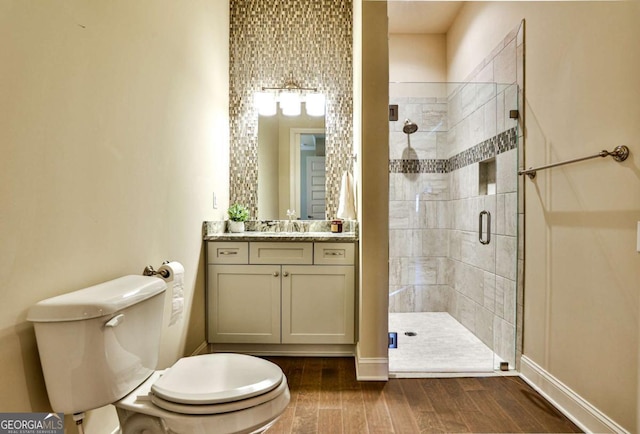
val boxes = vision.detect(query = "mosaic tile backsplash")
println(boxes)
[229,0,353,219]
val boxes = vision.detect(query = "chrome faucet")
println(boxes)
[285,209,296,232]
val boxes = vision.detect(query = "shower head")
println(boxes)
[403,119,418,134]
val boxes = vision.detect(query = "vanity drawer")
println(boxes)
[249,242,313,265]
[207,242,249,264]
[314,243,355,265]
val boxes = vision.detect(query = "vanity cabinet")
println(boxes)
[207,241,355,345]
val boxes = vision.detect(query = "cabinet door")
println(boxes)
[281,265,355,344]
[207,265,280,343]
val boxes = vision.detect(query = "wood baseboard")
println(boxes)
[520,355,629,434]
[189,341,209,356]
[208,343,355,356]
[355,343,388,381]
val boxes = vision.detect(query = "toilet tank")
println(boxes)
[27,275,166,415]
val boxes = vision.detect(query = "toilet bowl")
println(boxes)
[27,274,290,434]
[116,353,290,434]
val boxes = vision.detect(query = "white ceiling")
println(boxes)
[387,1,464,34]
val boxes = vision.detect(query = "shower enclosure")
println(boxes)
[388,82,520,375]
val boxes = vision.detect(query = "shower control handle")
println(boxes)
[479,211,491,245]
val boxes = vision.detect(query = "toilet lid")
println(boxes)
[150,353,284,406]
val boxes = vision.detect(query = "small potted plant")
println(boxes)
[227,203,249,233]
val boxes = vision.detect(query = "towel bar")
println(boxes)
[518,145,629,179]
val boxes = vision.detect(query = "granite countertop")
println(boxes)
[203,231,358,242]
[203,220,359,242]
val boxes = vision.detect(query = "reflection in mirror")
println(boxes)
[257,111,325,220]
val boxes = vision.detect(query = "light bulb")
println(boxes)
[305,93,325,117]
[253,91,276,116]
[280,91,301,116]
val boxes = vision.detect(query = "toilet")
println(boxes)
[27,275,290,434]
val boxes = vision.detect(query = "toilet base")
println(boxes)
[116,409,283,434]
[115,371,290,434]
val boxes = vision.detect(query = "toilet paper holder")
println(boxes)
[142,262,171,279]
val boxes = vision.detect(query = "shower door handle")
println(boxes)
[479,211,491,245]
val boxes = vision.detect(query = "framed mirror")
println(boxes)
[257,111,326,220]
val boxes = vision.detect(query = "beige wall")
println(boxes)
[357,0,390,379]
[0,0,229,431]
[389,33,447,83]
[448,2,640,431]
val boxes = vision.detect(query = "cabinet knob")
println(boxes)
[272,271,279,277]
[283,271,289,277]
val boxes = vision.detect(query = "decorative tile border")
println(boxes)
[389,127,517,174]
[389,159,448,174]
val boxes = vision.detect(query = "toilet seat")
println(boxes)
[149,353,286,415]
[151,376,288,415]
[115,356,291,434]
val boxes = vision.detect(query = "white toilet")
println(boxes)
[27,275,290,434]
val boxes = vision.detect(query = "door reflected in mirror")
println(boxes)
[258,112,325,220]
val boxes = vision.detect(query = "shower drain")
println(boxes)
[404,331,417,336]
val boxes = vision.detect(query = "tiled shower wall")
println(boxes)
[389,23,524,367]
[229,0,353,218]
[389,94,451,314]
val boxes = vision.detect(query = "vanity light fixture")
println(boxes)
[254,75,325,117]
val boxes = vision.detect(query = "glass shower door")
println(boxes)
[447,81,499,373]
[387,81,520,375]
[491,83,520,371]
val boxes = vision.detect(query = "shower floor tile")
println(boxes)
[389,312,502,375]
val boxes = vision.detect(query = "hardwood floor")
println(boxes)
[264,357,582,434]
